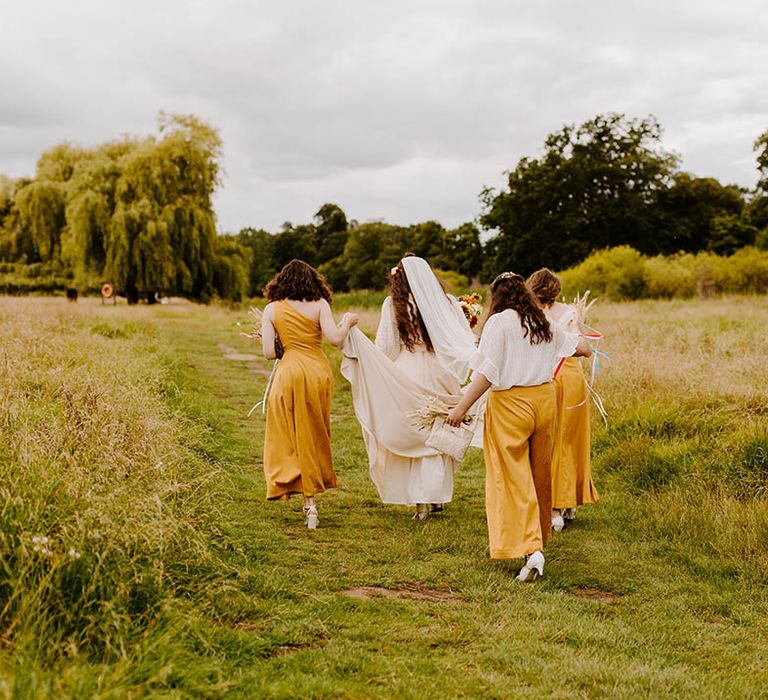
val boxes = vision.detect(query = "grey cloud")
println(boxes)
[1,0,767,232]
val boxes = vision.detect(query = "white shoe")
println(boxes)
[412,503,429,521]
[563,508,577,521]
[552,510,565,532]
[515,550,545,582]
[304,505,318,530]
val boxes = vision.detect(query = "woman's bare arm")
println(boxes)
[319,300,358,347]
[445,373,492,427]
[261,303,278,360]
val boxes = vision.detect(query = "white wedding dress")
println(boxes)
[340,257,481,505]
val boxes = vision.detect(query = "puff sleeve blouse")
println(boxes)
[472,309,578,390]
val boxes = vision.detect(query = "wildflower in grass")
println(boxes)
[68,548,81,560]
[32,535,52,555]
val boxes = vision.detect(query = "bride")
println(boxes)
[341,255,480,520]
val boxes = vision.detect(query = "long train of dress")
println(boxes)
[341,328,480,505]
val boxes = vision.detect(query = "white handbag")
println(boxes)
[425,416,475,462]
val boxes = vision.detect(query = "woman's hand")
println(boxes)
[342,312,359,328]
[445,405,467,427]
[445,372,492,427]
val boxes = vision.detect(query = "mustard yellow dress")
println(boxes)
[263,301,337,500]
[552,357,599,508]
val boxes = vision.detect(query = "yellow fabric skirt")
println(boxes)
[483,383,555,559]
[552,358,599,508]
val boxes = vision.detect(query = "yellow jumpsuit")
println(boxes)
[551,358,599,509]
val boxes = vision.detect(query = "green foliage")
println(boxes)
[212,235,251,302]
[314,202,349,263]
[317,219,483,293]
[0,115,245,302]
[316,221,407,292]
[432,268,469,294]
[657,174,746,253]
[331,289,389,310]
[2,114,766,298]
[560,246,648,300]
[14,180,66,263]
[755,129,768,193]
[729,431,768,499]
[0,262,73,295]
[560,245,768,300]
[481,113,679,275]
[708,213,758,254]
[235,227,276,295]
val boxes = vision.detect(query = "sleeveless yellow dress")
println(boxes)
[263,301,337,500]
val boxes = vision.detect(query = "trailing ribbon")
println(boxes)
[247,359,280,417]
[564,335,611,426]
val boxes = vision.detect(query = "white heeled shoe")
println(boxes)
[412,503,429,521]
[563,508,577,522]
[552,510,565,533]
[515,550,545,582]
[303,505,319,530]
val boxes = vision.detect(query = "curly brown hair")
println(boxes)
[527,268,562,306]
[487,272,552,344]
[263,259,332,303]
[389,258,435,353]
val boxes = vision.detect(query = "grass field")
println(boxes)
[1,295,768,698]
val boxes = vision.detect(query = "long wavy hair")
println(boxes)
[527,268,562,306]
[487,272,552,344]
[389,257,435,353]
[263,259,332,302]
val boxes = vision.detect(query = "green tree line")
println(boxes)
[1,112,767,301]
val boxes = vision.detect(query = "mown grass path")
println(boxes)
[148,302,768,698]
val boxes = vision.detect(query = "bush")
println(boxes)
[559,246,647,300]
[433,269,469,295]
[559,245,768,300]
[0,262,75,295]
[643,252,697,298]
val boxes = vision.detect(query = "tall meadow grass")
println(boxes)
[0,299,220,666]
[583,296,768,580]
[1,293,767,696]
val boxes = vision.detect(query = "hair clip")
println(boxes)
[494,271,518,282]
[390,266,399,275]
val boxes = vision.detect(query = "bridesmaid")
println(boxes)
[527,268,599,532]
[261,259,358,529]
[446,273,591,581]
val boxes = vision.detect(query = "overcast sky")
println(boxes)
[2,0,767,232]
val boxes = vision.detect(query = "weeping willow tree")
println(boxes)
[14,180,67,264]
[1,114,246,301]
[61,140,134,283]
[104,114,224,301]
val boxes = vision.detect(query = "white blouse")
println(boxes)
[472,309,578,390]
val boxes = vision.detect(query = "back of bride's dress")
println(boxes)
[344,297,463,505]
